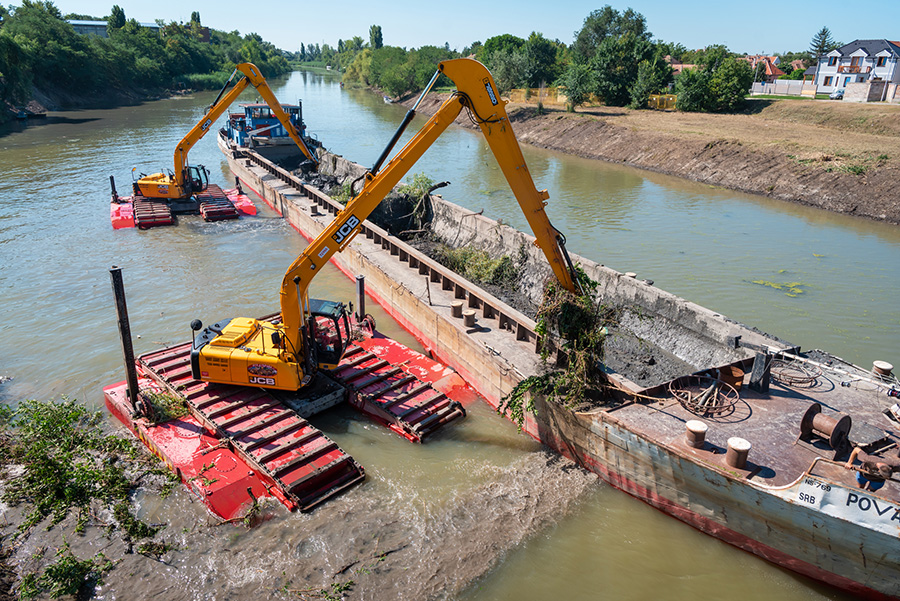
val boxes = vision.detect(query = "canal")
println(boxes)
[1,67,894,600]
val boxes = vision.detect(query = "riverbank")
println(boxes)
[402,94,900,224]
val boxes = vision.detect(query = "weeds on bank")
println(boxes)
[786,151,889,175]
[1,399,177,598]
[397,172,436,232]
[500,267,617,428]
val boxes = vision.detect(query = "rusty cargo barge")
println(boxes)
[219,137,900,599]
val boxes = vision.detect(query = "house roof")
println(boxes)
[741,55,785,77]
[833,39,900,58]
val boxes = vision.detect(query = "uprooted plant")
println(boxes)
[396,172,442,234]
[499,267,620,428]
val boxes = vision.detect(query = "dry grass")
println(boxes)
[561,99,900,167]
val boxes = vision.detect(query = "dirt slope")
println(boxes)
[404,95,900,224]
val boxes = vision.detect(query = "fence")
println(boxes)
[750,81,818,97]
[648,94,677,110]
[506,87,567,106]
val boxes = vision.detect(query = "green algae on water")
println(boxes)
[751,280,807,297]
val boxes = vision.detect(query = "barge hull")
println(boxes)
[223,146,900,599]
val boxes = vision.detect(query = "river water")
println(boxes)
[1,68,894,600]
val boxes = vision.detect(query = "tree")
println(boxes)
[809,26,839,58]
[521,31,559,87]
[591,33,657,106]
[675,52,751,113]
[561,61,594,111]
[0,35,30,102]
[107,5,125,34]
[369,24,382,50]
[753,61,767,82]
[478,33,524,64]
[572,5,650,62]
[628,48,672,109]
[489,47,528,93]
[707,58,752,112]
[190,11,200,25]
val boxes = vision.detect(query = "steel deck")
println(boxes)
[137,343,364,511]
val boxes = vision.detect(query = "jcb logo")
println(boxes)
[249,375,275,386]
[201,118,212,131]
[332,215,360,245]
[483,78,498,105]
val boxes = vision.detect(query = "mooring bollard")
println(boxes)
[463,309,476,327]
[451,300,464,318]
[685,420,708,448]
[726,437,751,469]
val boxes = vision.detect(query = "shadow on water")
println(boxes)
[0,115,102,137]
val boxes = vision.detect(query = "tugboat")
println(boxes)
[218,102,322,164]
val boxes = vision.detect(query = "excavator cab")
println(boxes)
[186,165,209,195]
[309,299,352,369]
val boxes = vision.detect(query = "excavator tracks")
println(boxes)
[331,338,467,443]
[133,198,175,228]
[197,184,240,221]
[137,343,364,511]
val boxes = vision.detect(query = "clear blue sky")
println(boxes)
[49,0,900,55]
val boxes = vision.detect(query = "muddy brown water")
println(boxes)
[0,69,890,600]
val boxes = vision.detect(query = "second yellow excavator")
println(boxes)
[134,62,318,200]
[189,58,579,391]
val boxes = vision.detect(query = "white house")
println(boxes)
[814,39,900,95]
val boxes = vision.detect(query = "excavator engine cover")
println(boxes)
[191,317,304,390]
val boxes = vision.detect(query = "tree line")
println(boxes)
[299,8,838,113]
[0,1,291,112]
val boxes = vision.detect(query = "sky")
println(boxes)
[47,0,900,55]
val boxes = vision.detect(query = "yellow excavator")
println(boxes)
[134,62,319,200]
[189,58,579,391]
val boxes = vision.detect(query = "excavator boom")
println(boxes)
[136,62,318,199]
[192,58,578,392]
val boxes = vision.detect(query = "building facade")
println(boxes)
[813,39,900,92]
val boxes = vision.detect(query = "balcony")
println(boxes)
[838,65,871,73]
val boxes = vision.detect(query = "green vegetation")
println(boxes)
[500,268,616,428]
[19,541,113,601]
[0,398,178,599]
[301,7,818,115]
[0,398,170,537]
[0,1,290,109]
[564,6,672,109]
[675,45,753,113]
[809,26,842,59]
[751,280,806,297]
[431,245,519,288]
[140,388,189,424]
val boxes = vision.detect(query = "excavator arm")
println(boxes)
[191,58,578,391]
[281,58,577,340]
[136,62,318,199]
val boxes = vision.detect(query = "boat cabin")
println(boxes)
[224,103,306,148]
